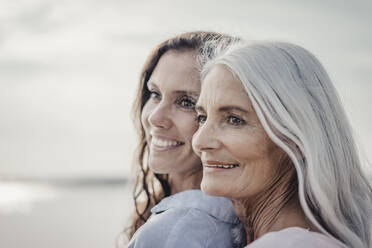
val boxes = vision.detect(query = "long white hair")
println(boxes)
[201,41,372,248]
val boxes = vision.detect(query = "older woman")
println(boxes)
[192,41,372,248]
[125,32,244,248]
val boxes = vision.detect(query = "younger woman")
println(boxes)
[127,32,244,248]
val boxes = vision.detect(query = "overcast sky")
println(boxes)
[0,0,371,178]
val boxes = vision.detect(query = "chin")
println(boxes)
[201,179,228,197]
[148,162,171,174]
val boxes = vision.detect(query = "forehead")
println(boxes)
[149,50,200,91]
[199,65,252,110]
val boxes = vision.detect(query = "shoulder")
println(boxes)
[246,227,344,248]
[127,208,190,248]
[129,207,236,248]
[152,190,240,224]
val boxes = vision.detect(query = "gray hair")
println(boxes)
[201,41,372,248]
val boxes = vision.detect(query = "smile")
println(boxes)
[151,137,184,149]
[204,164,240,169]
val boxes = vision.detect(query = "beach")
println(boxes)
[0,180,132,248]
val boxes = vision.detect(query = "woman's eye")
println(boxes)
[227,115,245,126]
[195,114,207,124]
[176,97,196,109]
[149,91,161,100]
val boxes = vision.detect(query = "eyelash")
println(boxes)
[227,115,246,126]
[195,114,246,126]
[195,114,207,124]
[149,90,196,110]
[175,96,196,109]
[149,90,161,100]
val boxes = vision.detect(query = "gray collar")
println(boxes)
[151,189,240,224]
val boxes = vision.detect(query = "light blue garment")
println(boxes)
[128,189,244,248]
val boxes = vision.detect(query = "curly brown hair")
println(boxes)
[126,31,236,239]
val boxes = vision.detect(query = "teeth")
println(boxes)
[207,164,239,169]
[152,137,183,148]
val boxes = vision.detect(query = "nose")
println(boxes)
[192,122,220,156]
[148,102,172,129]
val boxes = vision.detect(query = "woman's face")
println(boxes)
[141,50,202,175]
[192,65,283,199]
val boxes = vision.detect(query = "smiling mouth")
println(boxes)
[151,137,184,149]
[204,164,240,169]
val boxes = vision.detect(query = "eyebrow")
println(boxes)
[174,90,199,97]
[219,105,251,114]
[147,81,159,89]
[148,82,199,97]
[195,105,205,112]
[195,105,251,114]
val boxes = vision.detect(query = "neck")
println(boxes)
[230,156,316,243]
[268,200,315,232]
[232,197,315,244]
[169,168,203,195]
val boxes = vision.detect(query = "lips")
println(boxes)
[203,160,240,169]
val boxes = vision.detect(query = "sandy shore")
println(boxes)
[0,180,132,248]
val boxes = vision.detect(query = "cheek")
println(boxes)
[233,134,282,189]
[141,102,152,133]
[175,112,198,140]
[225,129,273,162]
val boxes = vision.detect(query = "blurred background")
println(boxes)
[0,0,371,247]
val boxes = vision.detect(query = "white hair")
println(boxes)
[201,41,372,248]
